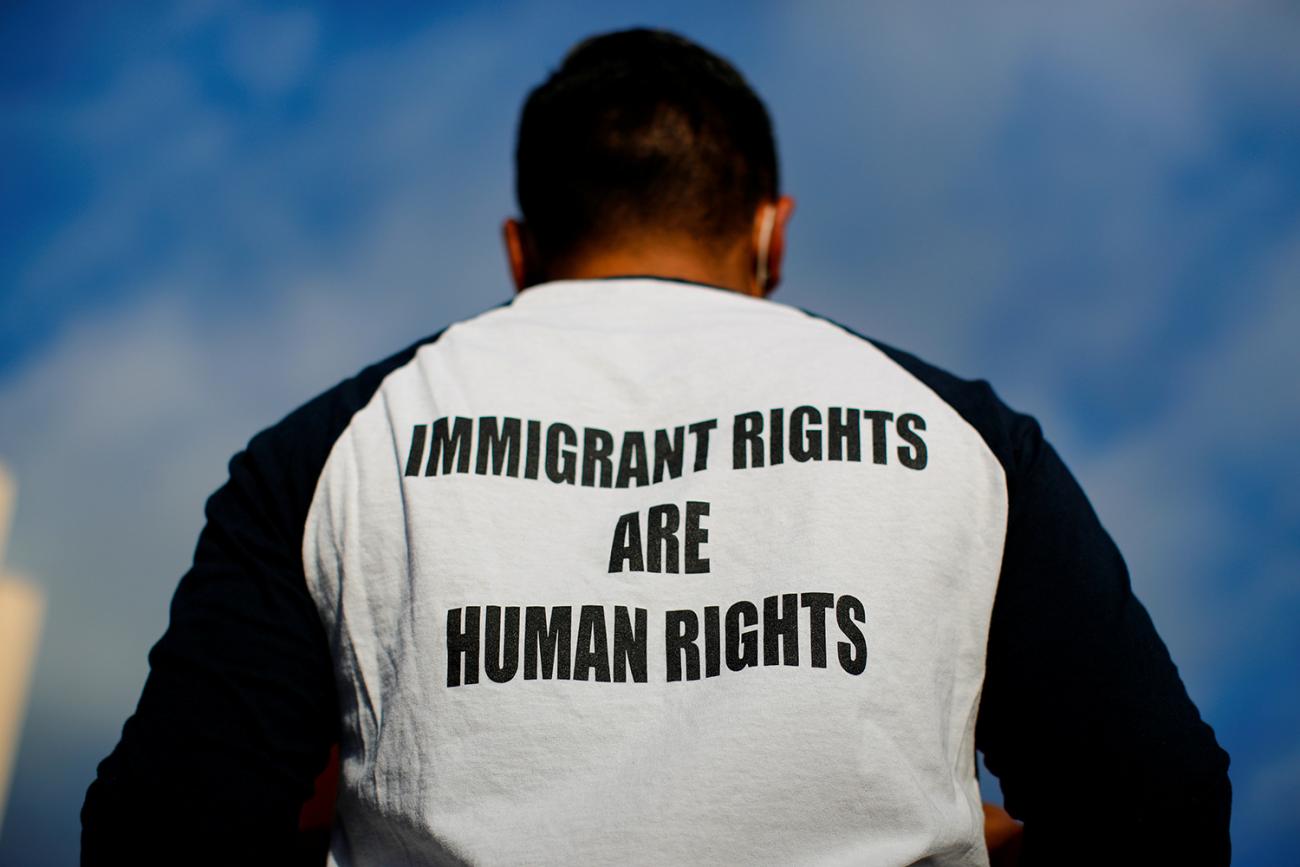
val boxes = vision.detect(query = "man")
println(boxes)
[82,28,1231,866]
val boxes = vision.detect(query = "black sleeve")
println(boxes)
[80,418,339,864]
[81,336,438,866]
[975,405,1232,865]
[833,328,1233,865]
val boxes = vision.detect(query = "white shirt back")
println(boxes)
[304,277,1006,866]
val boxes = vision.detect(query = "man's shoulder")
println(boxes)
[222,329,449,521]
[793,306,1035,475]
[272,330,443,438]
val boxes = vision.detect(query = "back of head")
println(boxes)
[516,28,779,269]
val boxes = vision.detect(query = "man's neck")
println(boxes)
[542,243,757,297]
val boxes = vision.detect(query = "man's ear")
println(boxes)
[762,195,796,297]
[503,218,531,293]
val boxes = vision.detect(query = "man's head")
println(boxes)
[504,28,795,297]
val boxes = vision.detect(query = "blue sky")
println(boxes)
[2,1,1298,863]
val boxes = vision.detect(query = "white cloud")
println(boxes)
[771,0,1299,390]
[1076,223,1300,672]
[0,6,527,740]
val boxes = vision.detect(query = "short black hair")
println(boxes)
[515,28,779,264]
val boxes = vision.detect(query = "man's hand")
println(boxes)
[983,802,1024,867]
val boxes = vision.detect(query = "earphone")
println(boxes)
[754,204,777,292]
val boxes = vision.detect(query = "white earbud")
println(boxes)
[754,204,776,293]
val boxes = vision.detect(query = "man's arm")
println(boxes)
[81,419,340,864]
[799,324,1230,862]
[975,410,1232,865]
[81,335,438,865]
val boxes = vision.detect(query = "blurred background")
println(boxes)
[2,0,1298,863]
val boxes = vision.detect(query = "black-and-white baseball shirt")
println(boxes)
[83,276,1232,866]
